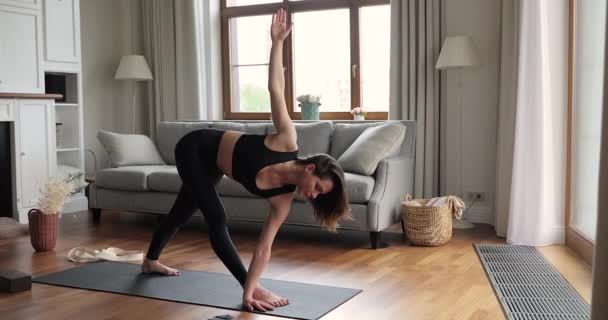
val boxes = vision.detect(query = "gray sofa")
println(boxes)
[89,120,416,248]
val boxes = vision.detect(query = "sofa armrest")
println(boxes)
[366,156,414,231]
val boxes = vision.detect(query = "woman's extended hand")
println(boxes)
[271,8,292,42]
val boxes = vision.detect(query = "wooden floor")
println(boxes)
[0,210,593,320]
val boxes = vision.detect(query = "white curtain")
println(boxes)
[142,0,221,137]
[506,0,568,245]
[389,0,441,198]
[494,0,520,237]
[196,1,223,122]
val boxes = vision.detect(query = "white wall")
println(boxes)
[79,0,504,216]
[441,0,502,224]
[80,0,144,174]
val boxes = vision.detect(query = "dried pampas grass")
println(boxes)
[37,176,74,214]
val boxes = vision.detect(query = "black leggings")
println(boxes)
[145,129,248,286]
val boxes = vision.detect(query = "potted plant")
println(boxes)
[29,176,73,252]
[350,107,367,120]
[296,94,321,120]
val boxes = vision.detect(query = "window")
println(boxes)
[292,9,351,112]
[221,0,391,120]
[359,5,390,112]
[569,0,606,242]
[229,14,272,113]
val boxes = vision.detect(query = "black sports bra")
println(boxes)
[232,134,298,198]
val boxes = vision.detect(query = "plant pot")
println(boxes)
[353,114,365,121]
[28,209,58,252]
[299,103,320,120]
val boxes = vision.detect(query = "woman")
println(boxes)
[141,8,350,312]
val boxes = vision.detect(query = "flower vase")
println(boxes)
[300,102,320,120]
[28,209,58,252]
[353,114,365,121]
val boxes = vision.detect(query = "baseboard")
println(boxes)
[566,226,594,265]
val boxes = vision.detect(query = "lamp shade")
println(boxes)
[435,35,480,69]
[114,55,153,81]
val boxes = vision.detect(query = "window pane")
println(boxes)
[230,15,272,65]
[231,65,270,112]
[571,0,606,241]
[360,5,390,112]
[227,0,281,7]
[229,15,272,113]
[293,9,350,112]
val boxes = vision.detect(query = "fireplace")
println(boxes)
[0,122,12,218]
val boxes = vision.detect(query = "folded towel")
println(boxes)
[426,196,447,207]
[402,200,421,207]
[67,246,143,263]
[402,195,466,219]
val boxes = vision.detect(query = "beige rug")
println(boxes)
[0,217,29,239]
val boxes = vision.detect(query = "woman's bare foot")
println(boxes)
[253,285,289,307]
[141,258,180,276]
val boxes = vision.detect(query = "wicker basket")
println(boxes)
[402,195,452,246]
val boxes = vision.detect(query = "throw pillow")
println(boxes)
[97,130,166,167]
[337,123,406,175]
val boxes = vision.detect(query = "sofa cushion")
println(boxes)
[216,172,374,203]
[216,176,256,198]
[147,167,182,193]
[147,167,259,197]
[96,166,173,191]
[97,166,374,205]
[338,123,406,175]
[211,122,269,135]
[97,130,166,167]
[292,172,374,204]
[145,168,259,197]
[156,122,212,165]
[269,121,333,156]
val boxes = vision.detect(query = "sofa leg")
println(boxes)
[91,208,101,224]
[370,231,389,249]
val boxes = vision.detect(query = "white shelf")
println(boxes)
[55,103,79,107]
[57,147,80,152]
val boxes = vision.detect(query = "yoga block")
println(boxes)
[0,270,32,293]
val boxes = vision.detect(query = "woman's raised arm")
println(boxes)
[268,8,296,142]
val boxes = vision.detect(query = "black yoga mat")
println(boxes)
[33,261,361,320]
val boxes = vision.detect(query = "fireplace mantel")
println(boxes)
[0,93,63,100]
[0,94,62,122]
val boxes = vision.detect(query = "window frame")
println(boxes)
[221,0,390,120]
